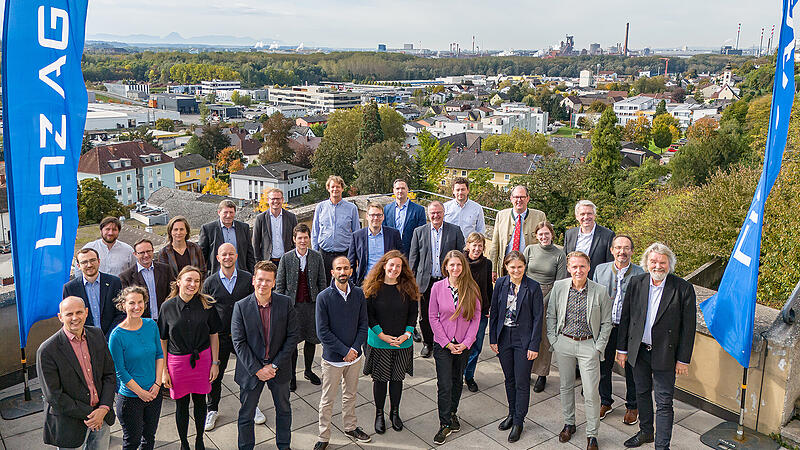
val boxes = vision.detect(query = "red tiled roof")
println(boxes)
[78,141,174,175]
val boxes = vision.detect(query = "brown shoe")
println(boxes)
[559,424,577,443]
[587,437,599,450]
[599,404,612,420]
[623,408,639,425]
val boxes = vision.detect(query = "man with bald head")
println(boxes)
[37,297,116,450]
[202,243,256,430]
[409,201,465,358]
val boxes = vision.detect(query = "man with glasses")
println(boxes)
[253,188,298,266]
[347,202,402,285]
[488,185,547,281]
[120,239,176,319]
[63,248,124,338]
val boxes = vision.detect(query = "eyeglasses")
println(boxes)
[78,258,98,266]
[136,250,154,256]
[511,196,528,200]
[368,213,384,218]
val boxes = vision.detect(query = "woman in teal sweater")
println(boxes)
[362,250,420,435]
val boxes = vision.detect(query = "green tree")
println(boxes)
[230,91,252,107]
[77,178,127,225]
[652,122,673,150]
[587,101,607,113]
[353,141,414,194]
[81,134,94,155]
[259,112,293,164]
[483,129,555,155]
[184,125,231,162]
[379,106,406,143]
[654,100,667,118]
[310,123,326,137]
[587,108,623,195]
[119,126,162,150]
[358,102,384,159]
[670,122,750,187]
[623,115,652,147]
[155,118,175,131]
[415,131,451,190]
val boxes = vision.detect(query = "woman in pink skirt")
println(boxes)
[159,266,221,450]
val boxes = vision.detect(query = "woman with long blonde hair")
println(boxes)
[158,266,220,450]
[428,250,481,445]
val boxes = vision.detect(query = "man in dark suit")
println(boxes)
[616,243,696,450]
[253,188,298,265]
[120,239,176,320]
[564,200,615,279]
[409,201,465,357]
[202,243,256,431]
[64,248,124,338]
[348,202,402,285]
[37,296,116,449]
[383,178,427,257]
[199,199,257,274]
[231,261,298,450]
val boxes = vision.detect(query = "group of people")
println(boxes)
[36,174,696,450]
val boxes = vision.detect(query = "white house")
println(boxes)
[230,162,310,202]
[613,96,655,126]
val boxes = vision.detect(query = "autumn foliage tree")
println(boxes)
[259,112,294,164]
[201,178,229,196]
[623,115,652,147]
[216,146,245,175]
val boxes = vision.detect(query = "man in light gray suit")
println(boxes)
[408,201,465,358]
[593,234,645,426]
[253,188,298,265]
[547,251,612,450]
[275,223,328,391]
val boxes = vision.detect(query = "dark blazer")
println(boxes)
[617,273,697,371]
[62,273,124,338]
[119,261,176,318]
[409,222,465,292]
[275,249,327,305]
[37,327,116,448]
[347,226,403,285]
[231,293,298,390]
[253,209,298,262]
[198,219,256,274]
[383,200,427,256]
[564,224,615,279]
[489,275,544,352]
[203,270,254,335]
[157,241,206,277]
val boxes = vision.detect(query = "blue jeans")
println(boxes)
[463,315,488,381]
[57,423,110,450]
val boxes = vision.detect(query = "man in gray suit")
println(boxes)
[253,188,298,265]
[409,201,465,358]
[276,223,328,391]
[199,199,257,274]
[593,235,645,426]
[564,200,615,279]
[547,251,612,450]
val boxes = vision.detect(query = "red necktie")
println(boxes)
[512,214,522,252]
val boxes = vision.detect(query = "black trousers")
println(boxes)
[116,393,163,450]
[600,325,637,409]
[238,380,292,450]
[419,279,442,347]
[433,343,469,427]
[208,333,233,412]
[632,344,677,450]
[320,249,347,285]
[497,326,534,426]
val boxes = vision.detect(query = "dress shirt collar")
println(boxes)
[220,268,238,282]
[335,283,350,300]
[368,226,383,237]
[431,223,443,232]
[82,274,100,286]
[296,248,308,258]
[512,209,528,221]
[570,283,588,294]
[578,223,596,237]
[63,327,85,342]
[270,209,283,219]
[614,263,630,275]
[395,198,408,209]
[650,275,666,290]
[137,262,154,272]
[220,219,235,230]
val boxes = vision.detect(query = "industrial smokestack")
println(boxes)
[759,27,764,57]
[736,23,741,50]
[768,25,775,54]
[472,35,475,53]
[623,23,630,57]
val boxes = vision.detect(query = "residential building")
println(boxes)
[263,105,308,118]
[296,115,328,127]
[548,137,592,162]
[579,70,594,88]
[289,126,315,139]
[613,95,655,126]
[268,85,361,112]
[443,147,542,188]
[230,162,310,202]
[395,107,421,120]
[222,127,262,164]
[173,154,213,192]
[78,141,175,204]
[201,79,242,96]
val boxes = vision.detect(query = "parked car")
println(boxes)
[0,243,11,254]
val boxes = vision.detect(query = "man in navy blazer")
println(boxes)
[348,202,402,285]
[383,179,427,256]
[231,260,298,450]
[63,248,124,338]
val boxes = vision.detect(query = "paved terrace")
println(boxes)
[0,336,725,449]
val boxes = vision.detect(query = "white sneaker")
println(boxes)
[254,406,266,425]
[204,410,219,431]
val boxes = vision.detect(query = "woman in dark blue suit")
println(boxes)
[489,251,544,443]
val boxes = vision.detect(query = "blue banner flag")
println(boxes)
[699,0,798,367]
[2,0,88,347]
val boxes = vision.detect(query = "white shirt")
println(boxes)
[611,264,630,325]
[444,199,486,238]
[575,224,596,256]
[296,248,308,271]
[430,224,444,278]
[325,282,362,367]
[81,239,136,277]
[269,211,284,259]
[642,277,665,346]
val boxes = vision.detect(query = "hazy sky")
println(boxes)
[3,0,786,50]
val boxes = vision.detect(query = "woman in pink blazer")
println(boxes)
[428,250,482,445]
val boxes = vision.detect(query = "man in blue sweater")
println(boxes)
[314,256,370,449]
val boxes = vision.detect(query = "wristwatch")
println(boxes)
[271,363,279,370]
[212,361,220,366]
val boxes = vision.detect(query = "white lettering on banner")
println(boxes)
[733,210,760,267]
[35,6,69,249]
[784,1,798,88]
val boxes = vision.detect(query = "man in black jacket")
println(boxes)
[119,239,175,320]
[564,200,615,279]
[202,242,255,431]
[63,248,123,338]
[37,296,116,449]
[616,242,696,450]
[253,188,298,265]
[231,261,298,450]
[199,199,256,274]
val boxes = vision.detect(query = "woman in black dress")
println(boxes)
[158,216,206,277]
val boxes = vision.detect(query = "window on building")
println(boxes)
[149,182,153,189]
[149,169,153,176]
[186,171,190,177]
[206,167,210,173]
[127,187,131,194]
[461,170,466,176]
[196,169,200,175]
[116,176,121,183]
[504,174,510,180]
[127,174,131,181]
[117,189,122,195]
[157,168,161,175]
[158,181,161,187]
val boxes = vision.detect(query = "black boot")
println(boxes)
[374,409,386,434]
[390,407,403,431]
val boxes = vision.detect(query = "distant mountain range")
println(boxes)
[86,32,283,47]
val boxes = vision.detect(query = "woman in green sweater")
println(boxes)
[522,221,567,393]
[362,249,420,435]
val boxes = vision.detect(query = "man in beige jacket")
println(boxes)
[488,185,546,281]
